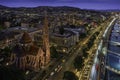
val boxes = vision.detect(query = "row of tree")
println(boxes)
[73,31,100,71]
[86,31,100,50]
[63,71,78,80]
[0,66,25,80]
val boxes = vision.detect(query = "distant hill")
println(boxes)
[0,4,119,12]
[0,4,111,17]
[0,5,80,12]
[36,6,80,10]
[98,9,120,12]
[0,5,9,9]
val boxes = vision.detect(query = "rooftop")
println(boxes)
[20,32,32,44]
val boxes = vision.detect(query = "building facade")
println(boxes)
[51,31,78,53]
[10,13,50,71]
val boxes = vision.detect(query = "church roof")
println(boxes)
[20,32,32,44]
[13,44,40,56]
[29,45,39,55]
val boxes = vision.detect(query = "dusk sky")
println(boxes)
[0,0,120,10]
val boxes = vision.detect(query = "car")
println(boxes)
[84,71,88,75]
[85,68,90,71]
[89,59,93,62]
[101,61,104,65]
[82,76,88,79]
[62,59,66,63]
[88,62,93,65]
[25,70,30,75]
[57,66,62,72]
[50,72,54,76]
[0,58,4,62]
[87,65,90,68]
[54,68,58,72]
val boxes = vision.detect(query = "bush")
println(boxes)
[50,46,59,58]
[73,56,84,70]
[63,71,78,80]
[0,66,25,80]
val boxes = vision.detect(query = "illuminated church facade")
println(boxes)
[10,13,50,71]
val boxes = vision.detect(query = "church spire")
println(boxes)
[43,11,50,64]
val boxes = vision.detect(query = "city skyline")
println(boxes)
[0,0,120,79]
[0,0,120,10]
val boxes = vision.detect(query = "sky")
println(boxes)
[0,0,120,10]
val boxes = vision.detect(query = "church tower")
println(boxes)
[43,11,50,64]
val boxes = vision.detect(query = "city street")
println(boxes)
[77,18,115,80]
[0,2,119,80]
[90,17,116,80]
[46,20,107,80]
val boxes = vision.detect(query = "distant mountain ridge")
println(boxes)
[0,4,80,10]
[0,5,83,14]
[100,9,120,12]
[0,5,9,9]
[0,4,119,12]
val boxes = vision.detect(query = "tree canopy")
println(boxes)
[63,71,78,80]
[0,66,25,80]
[50,46,59,58]
[59,27,65,35]
[73,56,84,70]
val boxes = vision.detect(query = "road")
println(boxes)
[78,19,114,80]
[103,18,120,80]
[89,18,117,80]
[50,21,104,80]
[33,18,113,80]
[50,39,83,80]
[78,30,103,80]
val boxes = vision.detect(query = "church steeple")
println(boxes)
[43,11,50,64]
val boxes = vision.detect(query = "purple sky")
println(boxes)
[0,0,120,9]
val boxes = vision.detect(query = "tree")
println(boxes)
[79,33,87,39]
[0,66,25,80]
[63,71,78,80]
[0,46,12,65]
[0,25,5,31]
[50,46,59,58]
[1,46,12,58]
[73,56,84,70]
[41,70,46,78]
[59,27,64,35]
[82,47,88,58]
[83,52,87,58]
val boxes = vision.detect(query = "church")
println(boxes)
[10,12,50,71]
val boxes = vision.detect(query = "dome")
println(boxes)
[20,32,32,44]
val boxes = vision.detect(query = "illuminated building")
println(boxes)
[10,12,50,71]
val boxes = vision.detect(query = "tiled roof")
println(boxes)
[13,44,39,56]
[20,32,32,44]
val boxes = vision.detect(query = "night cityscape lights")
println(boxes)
[0,0,120,80]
